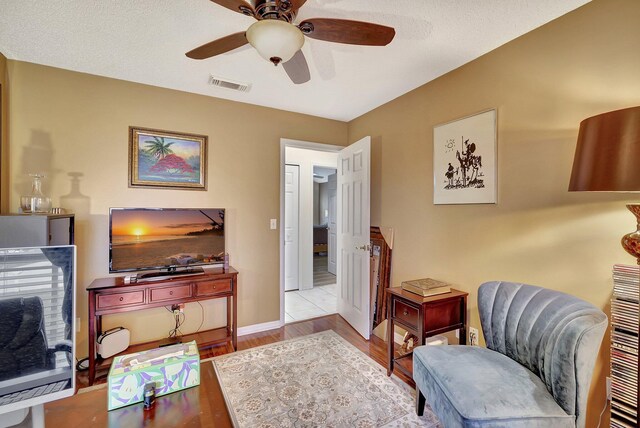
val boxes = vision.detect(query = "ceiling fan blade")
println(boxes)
[209,0,256,18]
[186,32,248,60]
[299,18,395,46]
[282,50,311,84]
[287,0,307,12]
[274,0,307,13]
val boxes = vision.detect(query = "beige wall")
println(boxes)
[0,52,8,212]
[349,0,640,425]
[4,0,640,424]
[6,61,348,355]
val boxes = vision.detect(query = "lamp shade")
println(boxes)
[246,20,304,65]
[569,106,640,191]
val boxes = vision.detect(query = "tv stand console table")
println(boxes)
[87,267,238,385]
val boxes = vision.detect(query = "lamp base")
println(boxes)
[621,204,640,260]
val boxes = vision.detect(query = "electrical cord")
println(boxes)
[165,306,186,339]
[195,301,205,333]
[595,396,609,428]
[76,357,89,371]
[169,312,185,338]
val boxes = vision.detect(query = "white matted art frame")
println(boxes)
[433,109,497,205]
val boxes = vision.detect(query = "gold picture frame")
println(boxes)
[129,126,207,190]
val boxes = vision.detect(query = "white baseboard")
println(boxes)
[237,320,283,336]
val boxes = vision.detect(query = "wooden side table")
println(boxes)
[386,287,468,377]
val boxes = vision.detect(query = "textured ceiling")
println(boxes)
[0,0,590,121]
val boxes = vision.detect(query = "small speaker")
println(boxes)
[97,327,130,359]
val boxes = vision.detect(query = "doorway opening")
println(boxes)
[284,166,339,321]
[280,137,372,339]
[282,144,338,323]
[312,165,337,287]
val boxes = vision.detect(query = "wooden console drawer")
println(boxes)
[195,279,231,296]
[393,300,419,329]
[150,285,192,302]
[97,291,144,309]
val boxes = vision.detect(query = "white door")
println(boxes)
[327,173,337,275]
[337,136,371,339]
[285,164,300,292]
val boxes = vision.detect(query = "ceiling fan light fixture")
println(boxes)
[246,19,304,66]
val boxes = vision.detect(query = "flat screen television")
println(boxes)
[0,245,76,427]
[109,208,225,274]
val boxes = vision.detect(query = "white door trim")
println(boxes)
[279,139,345,325]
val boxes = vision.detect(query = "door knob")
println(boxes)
[355,244,371,251]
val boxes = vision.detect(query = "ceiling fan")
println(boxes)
[186,0,396,84]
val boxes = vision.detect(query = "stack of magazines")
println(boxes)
[611,264,639,427]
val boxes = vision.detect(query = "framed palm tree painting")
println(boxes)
[129,127,207,190]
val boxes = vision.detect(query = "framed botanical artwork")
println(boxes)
[129,127,207,190]
[433,109,497,204]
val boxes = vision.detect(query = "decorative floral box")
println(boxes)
[107,341,200,411]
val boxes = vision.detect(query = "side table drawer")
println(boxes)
[425,299,463,333]
[97,291,144,309]
[393,299,419,330]
[195,279,232,296]
[150,285,192,302]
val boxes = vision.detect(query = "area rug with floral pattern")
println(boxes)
[212,330,441,427]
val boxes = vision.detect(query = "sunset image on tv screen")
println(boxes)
[110,208,225,272]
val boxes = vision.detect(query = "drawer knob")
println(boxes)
[119,297,124,302]
[403,309,409,316]
[170,291,173,295]
[213,285,216,289]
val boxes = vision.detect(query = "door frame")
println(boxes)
[280,139,344,325]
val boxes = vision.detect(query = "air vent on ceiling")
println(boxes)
[208,75,251,92]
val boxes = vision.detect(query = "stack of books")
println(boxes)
[611,264,639,428]
[401,278,451,297]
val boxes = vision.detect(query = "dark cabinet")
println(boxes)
[0,214,74,247]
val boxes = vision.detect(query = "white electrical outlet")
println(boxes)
[76,317,81,333]
[606,376,611,401]
[469,327,479,346]
[270,219,277,230]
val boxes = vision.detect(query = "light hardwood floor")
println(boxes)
[78,314,413,388]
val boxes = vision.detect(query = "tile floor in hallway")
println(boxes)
[285,283,337,322]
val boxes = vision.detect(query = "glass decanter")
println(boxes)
[20,174,52,213]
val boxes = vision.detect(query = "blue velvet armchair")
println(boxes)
[413,281,607,427]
